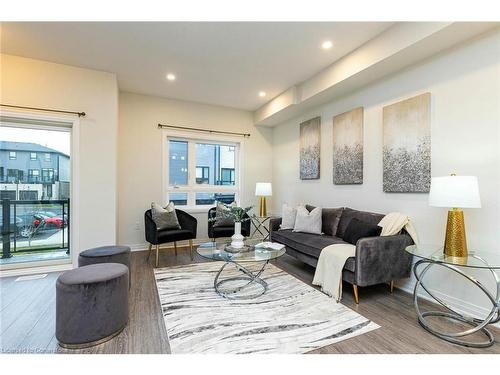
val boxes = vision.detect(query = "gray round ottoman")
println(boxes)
[78,245,131,286]
[56,263,129,349]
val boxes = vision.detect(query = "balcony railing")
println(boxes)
[0,176,56,184]
[1,198,70,259]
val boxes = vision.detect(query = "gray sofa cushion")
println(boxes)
[272,229,348,258]
[306,205,343,236]
[336,207,384,239]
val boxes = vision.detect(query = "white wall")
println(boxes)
[0,54,119,256]
[272,30,500,317]
[118,92,273,248]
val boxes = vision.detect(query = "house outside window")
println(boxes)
[196,166,210,184]
[164,131,241,209]
[30,152,37,160]
[28,169,40,183]
[221,168,235,185]
[42,168,55,183]
[9,151,16,160]
[44,153,51,161]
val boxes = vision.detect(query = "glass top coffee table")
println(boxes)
[406,244,500,348]
[197,238,286,300]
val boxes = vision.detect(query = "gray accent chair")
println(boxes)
[56,263,129,349]
[270,206,414,303]
[78,245,131,287]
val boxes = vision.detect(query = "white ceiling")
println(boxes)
[0,22,393,110]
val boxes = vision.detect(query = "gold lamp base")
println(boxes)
[258,196,267,217]
[443,208,468,258]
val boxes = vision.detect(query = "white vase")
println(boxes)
[231,221,245,248]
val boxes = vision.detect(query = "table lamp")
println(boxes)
[255,182,272,217]
[428,174,481,258]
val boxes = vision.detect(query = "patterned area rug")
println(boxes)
[154,262,379,354]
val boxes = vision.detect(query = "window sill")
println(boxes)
[177,206,215,214]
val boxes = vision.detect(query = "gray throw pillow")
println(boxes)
[151,202,181,230]
[306,204,343,236]
[214,201,236,227]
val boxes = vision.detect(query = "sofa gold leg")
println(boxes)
[155,245,160,268]
[353,284,359,304]
[390,280,394,294]
[174,241,178,256]
[189,239,193,260]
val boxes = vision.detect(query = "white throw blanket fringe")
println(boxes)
[313,212,418,301]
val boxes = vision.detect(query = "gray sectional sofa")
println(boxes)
[269,206,414,303]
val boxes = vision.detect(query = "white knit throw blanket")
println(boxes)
[312,212,419,301]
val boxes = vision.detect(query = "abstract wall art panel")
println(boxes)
[332,107,363,185]
[299,116,321,180]
[383,93,431,193]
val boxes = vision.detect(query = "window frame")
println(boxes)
[9,151,16,160]
[30,152,37,160]
[162,129,244,212]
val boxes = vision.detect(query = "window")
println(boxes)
[221,168,235,185]
[168,140,188,186]
[164,133,241,208]
[44,153,51,161]
[196,166,210,184]
[7,169,19,183]
[9,151,16,160]
[30,152,37,160]
[42,168,54,182]
[28,169,40,183]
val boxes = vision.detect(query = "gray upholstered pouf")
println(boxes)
[56,263,129,349]
[78,245,131,286]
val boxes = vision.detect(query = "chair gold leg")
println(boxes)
[174,242,178,256]
[155,245,160,268]
[189,239,193,261]
[353,284,359,304]
[147,243,152,260]
[390,280,394,294]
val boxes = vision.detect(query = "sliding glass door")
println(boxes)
[0,119,72,268]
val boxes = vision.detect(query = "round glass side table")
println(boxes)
[406,245,500,348]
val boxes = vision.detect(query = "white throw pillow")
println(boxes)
[293,206,322,234]
[280,203,297,230]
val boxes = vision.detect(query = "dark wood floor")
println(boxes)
[1,247,499,354]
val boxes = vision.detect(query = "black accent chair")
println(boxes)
[207,207,251,240]
[145,209,197,267]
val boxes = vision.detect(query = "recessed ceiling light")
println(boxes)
[166,73,176,81]
[322,40,333,50]
[258,91,266,97]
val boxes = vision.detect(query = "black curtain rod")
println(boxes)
[158,123,250,137]
[0,103,86,117]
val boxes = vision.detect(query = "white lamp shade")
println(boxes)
[429,175,481,208]
[255,182,272,196]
